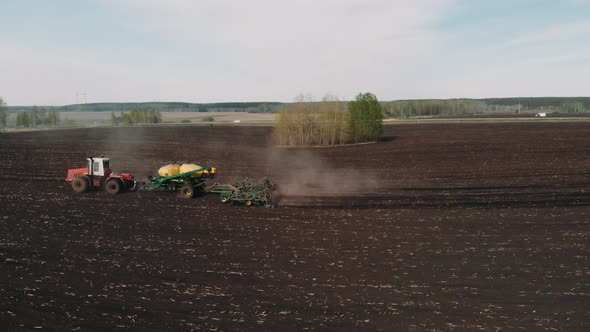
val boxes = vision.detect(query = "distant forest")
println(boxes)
[382,97,590,117]
[6,97,590,117]
[8,102,283,113]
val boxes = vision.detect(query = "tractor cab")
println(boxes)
[67,157,136,194]
[87,157,112,177]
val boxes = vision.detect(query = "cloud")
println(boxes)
[0,41,229,105]
[2,0,589,104]
[2,0,459,104]
[94,0,457,101]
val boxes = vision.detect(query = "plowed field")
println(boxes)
[1,123,589,331]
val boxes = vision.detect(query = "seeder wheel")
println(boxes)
[179,185,195,199]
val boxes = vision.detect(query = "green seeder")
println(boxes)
[214,177,279,207]
[142,165,279,207]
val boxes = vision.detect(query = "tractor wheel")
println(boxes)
[179,185,195,199]
[72,177,89,193]
[105,179,122,194]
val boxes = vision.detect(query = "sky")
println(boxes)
[1,0,590,105]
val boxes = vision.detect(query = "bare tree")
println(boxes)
[274,93,350,146]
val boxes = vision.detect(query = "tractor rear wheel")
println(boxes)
[179,185,195,199]
[105,179,122,194]
[72,177,89,193]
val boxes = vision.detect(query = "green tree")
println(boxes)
[110,112,118,126]
[38,107,48,125]
[348,92,384,143]
[0,97,7,128]
[560,101,585,113]
[46,110,60,126]
[15,108,60,127]
[30,106,41,127]
[16,111,32,127]
[17,112,27,127]
[118,108,162,126]
[122,112,133,125]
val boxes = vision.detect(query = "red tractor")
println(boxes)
[66,157,137,194]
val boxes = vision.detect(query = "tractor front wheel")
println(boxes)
[72,177,89,193]
[105,179,122,194]
[179,185,195,199]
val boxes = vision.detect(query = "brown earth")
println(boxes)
[0,123,589,331]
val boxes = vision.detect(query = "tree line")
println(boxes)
[0,97,7,128]
[481,97,590,109]
[16,106,60,127]
[274,93,384,146]
[559,102,586,113]
[110,108,162,126]
[58,101,283,113]
[389,98,590,117]
[383,100,486,118]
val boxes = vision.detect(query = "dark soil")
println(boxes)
[1,123,589,331]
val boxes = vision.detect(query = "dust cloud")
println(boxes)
[267,148,380,197]
[103,127,155,179]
